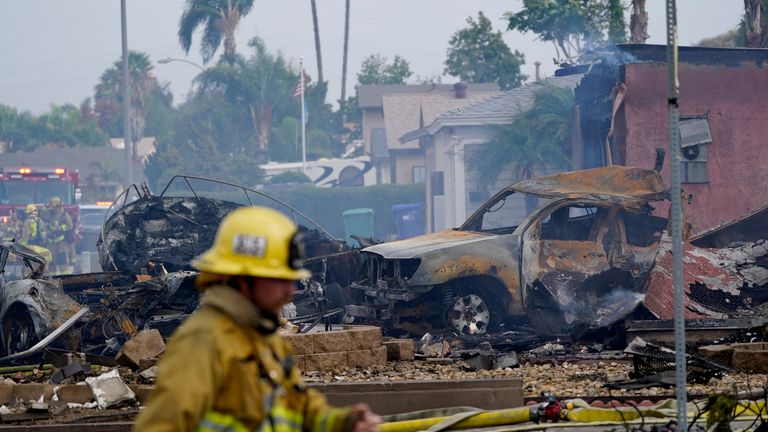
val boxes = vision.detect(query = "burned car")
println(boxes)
[347,166,668,337]
[0,175,362,361]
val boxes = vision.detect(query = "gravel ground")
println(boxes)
[302,359,768,398]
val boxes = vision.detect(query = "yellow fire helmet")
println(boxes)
[24,204,37,214]
[192,206,311,281]
[48,196,62,207]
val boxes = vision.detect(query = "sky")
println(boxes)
[0,1,745,114]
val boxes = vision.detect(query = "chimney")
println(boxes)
[534,61,542,81]
[453,82,467,99]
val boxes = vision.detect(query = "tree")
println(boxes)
[198,38,298,160]
[356,54,412,85]
[629,0,649,44]
[744,0,768,47]
[506,0,628,62]
[178,0,255,64]
[94,51,168,160]
[0,103,107,151]
[445,12,526,90]
[470,84,574,190]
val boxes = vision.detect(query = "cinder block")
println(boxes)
[116,329,166,369]
[698,344,733,366]
[312,331,351,354]
[348,346,387,368]
[283,333,314,355]
[11,384,54,403]
[731,343,768,373]
[304,352,348,372]
[383,339,415,361]
[345,326,382,351]
[0,384,13,405]
[57,385,95,404]
[139,358,159,371]
[293,355,307,372]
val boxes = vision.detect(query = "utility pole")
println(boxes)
[120,0,133,187]
[311,0,323,82]
[340,0,350,120]
[666,0,686,430]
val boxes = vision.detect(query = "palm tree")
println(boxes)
[470,84,573,212]
[629,0,649,44]
[94,51,157,161]
[198,38,297,161]
[178,0,255,64]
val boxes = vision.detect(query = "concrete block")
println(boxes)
[116,329,166,369]
[348,347,387,369]
[494,352,519,369]
[698,344,734,366]
[85,369,136,408]
[731,343,768,373]
[345,326,383,351]
[303,352,348,372]
[312,331,351,354]
[383,339,415,361]
[283,333,314,355]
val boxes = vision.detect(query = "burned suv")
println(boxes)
[347,166,669,337]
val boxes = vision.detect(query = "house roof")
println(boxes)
[400,73,584,143]
[357,83,499,109]
[383,90,501,150]
[1,146,146,185]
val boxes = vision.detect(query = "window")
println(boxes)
[412,166,426,184]
[679,117,711,184]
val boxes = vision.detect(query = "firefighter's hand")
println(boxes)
[351,404,380,432]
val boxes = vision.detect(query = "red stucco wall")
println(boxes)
[622,62,768,234]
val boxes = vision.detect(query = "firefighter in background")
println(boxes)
[20,204,53,264]
[135,207,381,432]
[43,197,73,274]
[1,210,22,242]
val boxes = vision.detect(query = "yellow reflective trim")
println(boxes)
[314,409,342,432]
[272,405,303,425]
[197,410,250,432]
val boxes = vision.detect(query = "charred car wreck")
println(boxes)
[0,176,362,361]
[346,166,768,339]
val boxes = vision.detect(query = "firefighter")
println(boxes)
[20,204,53,264]
[134,207,380,432]
[43,197,73,274]
[2,210,22,242]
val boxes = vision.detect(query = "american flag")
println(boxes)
[293,71,305,97]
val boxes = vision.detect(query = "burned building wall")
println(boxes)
[620,61,768,234]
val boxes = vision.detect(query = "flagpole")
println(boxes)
[300,57,307,175]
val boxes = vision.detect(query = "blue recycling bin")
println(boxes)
[392,203,425,239]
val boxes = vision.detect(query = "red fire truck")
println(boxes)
[0,167,80,226]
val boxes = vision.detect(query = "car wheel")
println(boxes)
[5,312,36,355]
[446,292,493,335]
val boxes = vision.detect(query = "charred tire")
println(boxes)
[444,282,504,335]
[3,306,38,356]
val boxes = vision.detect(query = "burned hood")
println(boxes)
[511,166,666,208]
[361,230,491,259]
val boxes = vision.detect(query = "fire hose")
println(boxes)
[379,398,768,432]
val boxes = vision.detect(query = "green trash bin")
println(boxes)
[342,208,374,247]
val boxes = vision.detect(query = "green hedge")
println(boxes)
[265,183,425,240]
